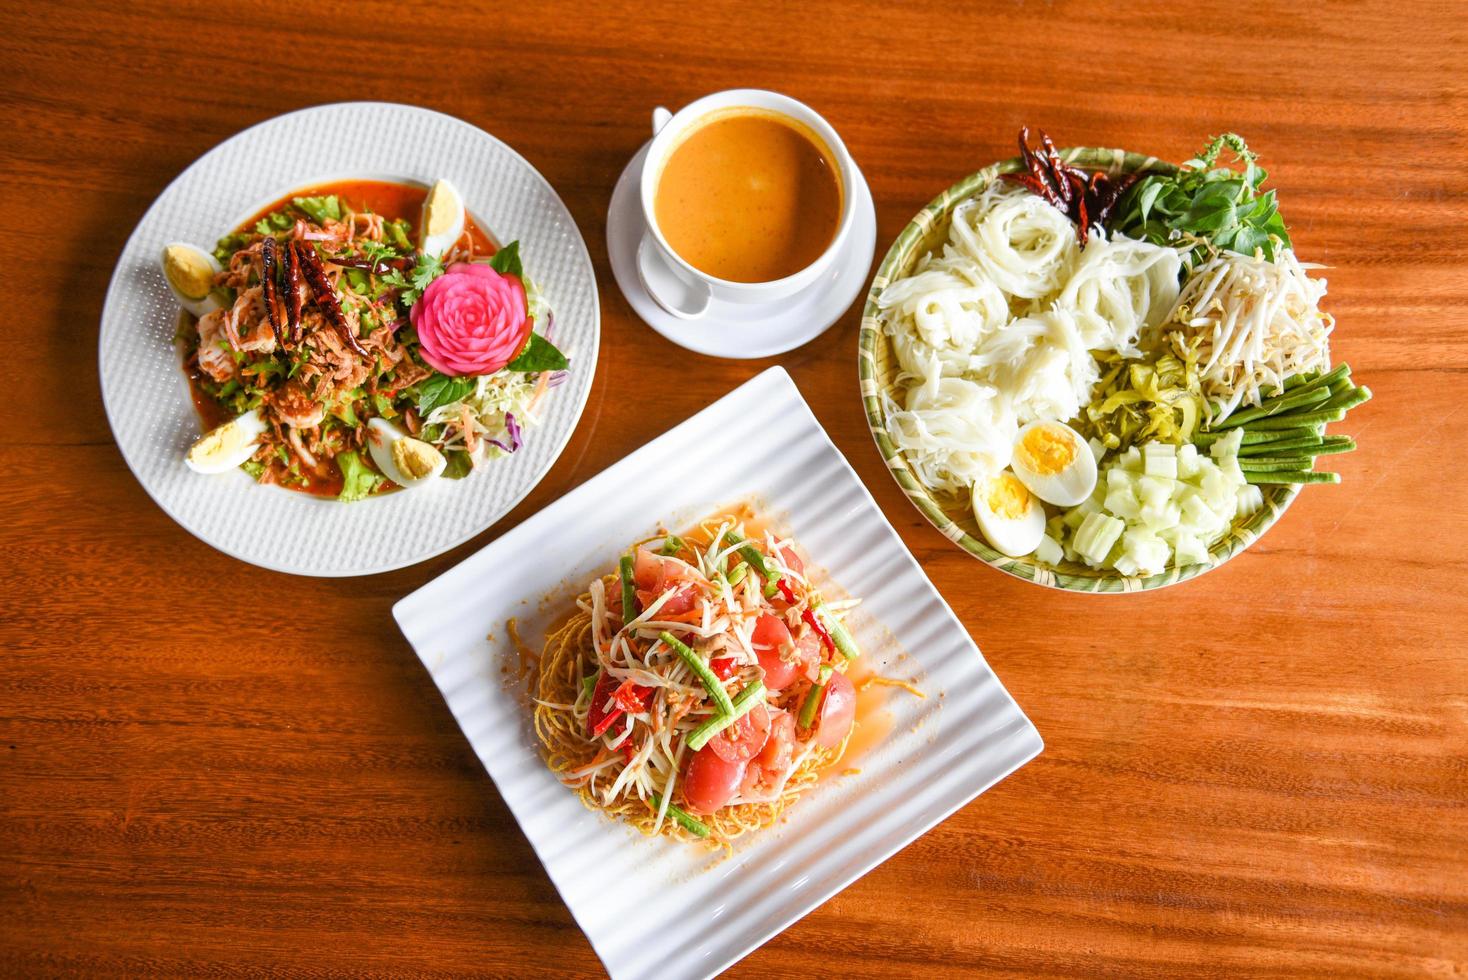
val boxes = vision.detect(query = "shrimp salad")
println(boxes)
[533,510,864,846]
[164,179,567,500]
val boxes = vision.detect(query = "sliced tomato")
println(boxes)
[612,678,652,714]
[586,671,622,738]
[794,628,824,682]
[709,702,770,764]
[813,670,856,749]
[757,710,795,777]
[776,544,804,575]
[739,759,765,797]
[682,746,746,814]
[751,614,800,690]
[710,656,739,680]
[632,547,665,590]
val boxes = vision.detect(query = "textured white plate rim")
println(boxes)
[98,101,600,577]
[394,367,1042,979]
[605,141,877,360]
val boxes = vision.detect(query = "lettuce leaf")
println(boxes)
[293,195,342,224]
[336,450,381,502]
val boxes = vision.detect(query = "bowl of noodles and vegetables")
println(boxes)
[163,178,569,501]
[858,131,1370,592]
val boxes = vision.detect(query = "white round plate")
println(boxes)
[98,102,600,577]
[606,141,876,359]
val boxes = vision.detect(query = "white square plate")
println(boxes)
[393,367,1042,979]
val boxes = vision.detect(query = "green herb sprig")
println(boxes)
[1112,134,1290,264]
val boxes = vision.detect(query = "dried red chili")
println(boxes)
[293,240,368,357]
[1000,127,1141,245]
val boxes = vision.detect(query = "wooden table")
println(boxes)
[4,1,1465,975]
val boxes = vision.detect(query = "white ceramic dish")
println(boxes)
[98,102,599,577]
[607,141,876,359]
[394,367,1041,980]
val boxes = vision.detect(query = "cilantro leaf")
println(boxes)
[488,240,524,278]
[506,332,568,373]
[293,195,342,224]
[416,372,475,416]
[384,253,446,307]
[336,451,382,503]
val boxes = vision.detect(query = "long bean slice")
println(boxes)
[1239,456,1317,471]
[725,561,748,587]
[686,681,766,751]
[650,792,710,838]
[815,604,859,659]
[1249,408,1346,430]
[1238,435,1324,457]
[1213,386,1331,429]
[1244,470,1340,485]
[659,631,735,717]
[658,535,686,557]
[619,554,637,622]
[1320,385,1373,414]
[798,665,835,729]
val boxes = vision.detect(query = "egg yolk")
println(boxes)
[163,246,214,301]
[1016,425,1078,476]
[986,473,1032,519]
[393,439,439,480]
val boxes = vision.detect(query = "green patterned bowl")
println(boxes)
[857,146,1300,593]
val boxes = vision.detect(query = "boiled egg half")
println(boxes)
[972,471,1046,557]
[366,418,447,489]
[160,242,223,317]
[1010,420,1097,507]
[186,409,267,475]
[418,178,465,259]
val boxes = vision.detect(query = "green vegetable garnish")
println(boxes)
[1083,352,1204,451]
[335,450,381,503]
[505,332,569,373]
[686,681,766,752]
[582,668,599,701]
[725,561,748,587]
[416,372,475,416]
[650,792,709,838]
[1113,134,1290,264]
[816,605,859,660]
[658,535,686,557]
[659,632,735,718]
[292,194,342,224]
[619,554,637,622]
[798,665,834,730]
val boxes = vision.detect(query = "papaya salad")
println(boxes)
[533,512,871,847]
[161,178,568,500]
[877,130,1369,577]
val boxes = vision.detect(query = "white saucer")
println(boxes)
[606,141,877,359]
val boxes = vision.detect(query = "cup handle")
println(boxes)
[637,234,711,320]
[652,106,672,136]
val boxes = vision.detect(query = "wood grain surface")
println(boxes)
[3,1,1466,976]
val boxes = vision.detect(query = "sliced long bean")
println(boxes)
[659,631,735,717]
[1249,408,1346,430]
[619,554,637,622]
[649,792,710,838]
[1244,470,1340,485]
[686,681,766,751]
[1239,457,1317,472]
[1213,386,1332,429]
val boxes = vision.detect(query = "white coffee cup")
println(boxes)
[636,89,860,320]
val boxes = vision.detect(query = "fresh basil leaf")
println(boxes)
[488,240,523,278]
[336,451,381,503]
[416,372,475,415]
[505,332,568,373]
[293,195,342,224]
